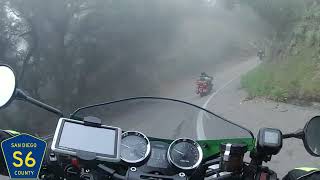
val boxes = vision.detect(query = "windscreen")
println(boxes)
[72,97,253,141]
[59,121,116,155]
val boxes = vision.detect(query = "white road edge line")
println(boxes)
[196,75,241,140]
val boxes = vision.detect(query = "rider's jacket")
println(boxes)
[283,167,320,180]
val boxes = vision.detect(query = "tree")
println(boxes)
[0,0,267,135]
[240,0,305,39]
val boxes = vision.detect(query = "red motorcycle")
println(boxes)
[196,79,212,97]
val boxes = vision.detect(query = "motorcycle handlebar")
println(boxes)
[38,142,273,180]
[39,159,274,180]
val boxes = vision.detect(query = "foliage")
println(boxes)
[240,0,320,103]
[241,46,320,102]
[240,0,305,39]
[0,0,264,134]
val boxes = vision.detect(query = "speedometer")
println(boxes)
[167,138,203,170]
[120,131,151,163]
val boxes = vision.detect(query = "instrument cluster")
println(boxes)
[120,131,203,173]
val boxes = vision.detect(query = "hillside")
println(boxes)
[242,1,320,104]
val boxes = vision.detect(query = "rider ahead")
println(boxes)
[200,72,213,83]
[257,49,265,60]
[200,72,213,90]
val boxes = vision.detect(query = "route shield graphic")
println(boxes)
[1,134,47,179]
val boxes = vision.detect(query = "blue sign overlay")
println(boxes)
[1,134,47,179]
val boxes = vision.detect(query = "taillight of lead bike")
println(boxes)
[219,143,247,172]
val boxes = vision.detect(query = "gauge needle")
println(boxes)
[122,144,131,148]
[174,149,184,155]
[134,150,145,157]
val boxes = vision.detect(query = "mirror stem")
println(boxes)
[283,129,304,139]
[15,89,64,117]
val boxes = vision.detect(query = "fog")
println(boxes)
[0,0,269,135]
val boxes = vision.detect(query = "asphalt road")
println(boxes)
[108,57,319,178]
[1,57,319,179]
[191,57,319,177]
[169,57,319,177]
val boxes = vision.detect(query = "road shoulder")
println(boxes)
[205,60,319,177]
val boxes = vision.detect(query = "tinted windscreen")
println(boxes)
[72,98,253,141]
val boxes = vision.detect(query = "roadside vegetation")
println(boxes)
[240,0,320,103]
[0,0,265,134]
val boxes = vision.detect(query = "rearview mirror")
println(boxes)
[0,64,63,116]
[0,64,16,108]
[303,116,320,157]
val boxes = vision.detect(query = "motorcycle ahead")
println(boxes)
[196,79,212,97]
[0,64,320,180]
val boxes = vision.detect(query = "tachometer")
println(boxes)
[167,138,203,170]
[121,131,151,163]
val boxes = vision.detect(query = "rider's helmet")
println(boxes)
[201,72,206,76]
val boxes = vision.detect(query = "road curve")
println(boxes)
[105,57,259,141]
[202,58,319,177]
